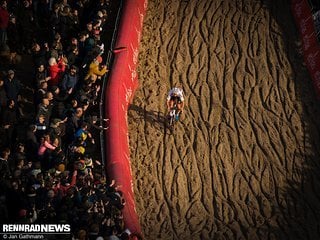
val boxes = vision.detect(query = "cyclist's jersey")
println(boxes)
[167,87,184,102]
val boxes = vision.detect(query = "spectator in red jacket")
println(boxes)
[48,56,67,87]
[0,0,9,49]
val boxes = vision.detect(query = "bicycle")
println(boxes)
[168,102,180,127]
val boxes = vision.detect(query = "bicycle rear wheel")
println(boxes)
[169,109,175,126]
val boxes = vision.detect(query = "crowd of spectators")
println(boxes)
[309,0,320,39]
[0,0,140,239]
[308,0,320,13]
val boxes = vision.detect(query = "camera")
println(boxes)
[36,125,46,131]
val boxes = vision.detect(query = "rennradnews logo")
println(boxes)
[2,224,71,233]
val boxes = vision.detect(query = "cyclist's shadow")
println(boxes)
[128,104,168,130]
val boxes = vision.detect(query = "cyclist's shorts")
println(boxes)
[170,96,182,103]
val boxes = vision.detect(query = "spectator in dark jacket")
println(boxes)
[35,64,51,89]
[65,106,83,144]
[0,148,11,181]
[31,42,50,68]
[69,8,80,39]
[7,14,21,54]
[66,44,80,67]
[4,69,21,103]
[35,0,51,30]
[6,14,22,67]
[16,0,36,52]
[25,124,39,162]
[61,65,79,94]
[59,5,72,46]
[1,99,18,148]
[36,97,52,127]
[49,3,60,43]
[51,86,69,120]
[0,78,8,115]
[35,80,48,108]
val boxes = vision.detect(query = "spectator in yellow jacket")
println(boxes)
[84,55,108,82]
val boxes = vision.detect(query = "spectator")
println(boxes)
[34,114,47,141]
[66,43,80,67]
[0,147,11,180]
[36,97,52,127]
[66,37,79,53]
[0,1,129,238]
[66,106,83,138]
[50,86,69,120]
[48,3,60,40]
[0,0,9,50]
[47,118,66,149]
[16,0,36,53]
[38,133,60,170]
[69,8,80,39]
[83,36,96,59]
[35,63,51,89]
[107,226,121,240]
[25,124,39,162]
[35,80,48,107]
[1,99,18,148]
[54,32,64,51]
[58,0,70,11]
[53,169,77,197]
[84,55,108,82]
[86,114,109,131]
[61,64,79,94]
[31,42,50,68]
[38,134,56,156]
[6,14,19,52]
[6,14,22,65]
[76,81,100,109]
[49,33,64,60]
[12,143,26,168]
[85,21,94,38]
[0,194,9,224]
[4,69,21,103]
[45,90,54,103]
[59,5,72,46]
[92,19,103,41]
[78,30,89,61]
[35,0,50,31]
[16,0,37,53]
[0,78,8,115]
[75,121,95,147]
[48,56,67,87]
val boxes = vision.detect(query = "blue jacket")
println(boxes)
[61,73,78,91]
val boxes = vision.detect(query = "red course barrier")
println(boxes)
[104,0,148,236]
[291,0,320,98]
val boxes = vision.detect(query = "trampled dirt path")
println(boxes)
[128,0,320,239]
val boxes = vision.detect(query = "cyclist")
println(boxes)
[166,87,185,118]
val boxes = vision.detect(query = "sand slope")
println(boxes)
[128,0,320,239]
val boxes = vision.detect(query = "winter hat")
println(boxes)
[57,163,65,172]
[96,55,103,63]
[19,209,27,217]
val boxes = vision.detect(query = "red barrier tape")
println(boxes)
[291,0,320,98]
[105,0,147,236]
